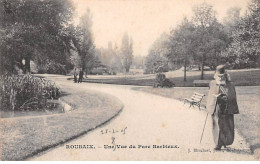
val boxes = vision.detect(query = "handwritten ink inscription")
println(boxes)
[100,127,127,135]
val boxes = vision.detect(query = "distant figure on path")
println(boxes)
[206,65,239,150]
[73,68,78,83]
[78,68,83,83]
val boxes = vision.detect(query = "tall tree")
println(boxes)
[120,33,133,73]
[192,2,217,79]
[168,17,197,81]
[71,9,96,74]
[205,20,230,69]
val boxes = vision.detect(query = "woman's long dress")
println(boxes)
[206,80,239,146]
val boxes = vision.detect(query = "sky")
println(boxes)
[72,0,250,57]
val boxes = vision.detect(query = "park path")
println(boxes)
[31,75,254,160]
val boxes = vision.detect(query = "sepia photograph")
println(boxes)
[0,0,259,161]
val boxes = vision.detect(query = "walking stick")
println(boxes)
[200,113,209,143]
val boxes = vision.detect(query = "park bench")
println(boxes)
[193,80,211,87]
[183,92,205,110]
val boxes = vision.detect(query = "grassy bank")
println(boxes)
[0,85,123,161]
[78,68,260,87]
[133,86,260,159]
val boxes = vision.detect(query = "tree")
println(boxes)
[221,0,260,68]
[145,51,169,74]
[0,0,75,75]
[192,2,217,79]
[193,21,229,71]
[71,9,96,74]
[120,33,133,73]
[191,2,229,79]
[144,33,170,74]
[168,17,197,81]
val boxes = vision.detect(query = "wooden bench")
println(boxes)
[193,80,211,87]
[183,92,205,110]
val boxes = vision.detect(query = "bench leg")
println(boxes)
[189,103,192,108]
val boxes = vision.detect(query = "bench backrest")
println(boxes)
[193,80,211,83]
[191,92,205,102]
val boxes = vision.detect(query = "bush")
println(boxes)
[153,73,175,88]
[37,61,67,75]
[0,74,61,111]
[46,62,67,75]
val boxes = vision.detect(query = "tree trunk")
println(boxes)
[216,54,219,67]
[11,57,15,74]
[125,66,130,73]
[25,57,31,74]
[200,55,205,80]
[85,71,88,78]
[184,59,187,82]
[125,62,130,72]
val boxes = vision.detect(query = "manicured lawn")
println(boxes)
[133,86,260,159]
[0,85,123,161]
[79,68,260,87]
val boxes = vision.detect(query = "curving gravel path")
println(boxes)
[31,75,255,161]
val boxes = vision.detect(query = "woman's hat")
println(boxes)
[214,64,231,83]
[215,65,225,75]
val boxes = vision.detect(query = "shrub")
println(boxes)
[46,62,67,75]
[153,73,175,88]
[0,74,61,111]
[37,61,67,75]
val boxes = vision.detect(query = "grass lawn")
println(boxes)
[0,85,123,161]
[133,86,260,159]
[78,68,260,87]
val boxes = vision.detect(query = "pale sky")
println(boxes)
[72,0,249,56]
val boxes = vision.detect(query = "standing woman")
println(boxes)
[206,65,239,150]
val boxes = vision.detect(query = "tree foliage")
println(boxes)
[146,0,259,81]
[192,2,219,79]
[221,0,260,68]
[168,18,197,81]
[120,33,133,73]
[168,2,229,79]
[144,33,170,74]
[70,9,98,74]
[192,2,216,28]
[146,2,230,81]
[97,43,122,73]
[0,0,75,75]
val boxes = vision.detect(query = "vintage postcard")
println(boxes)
[0,0,259,161]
